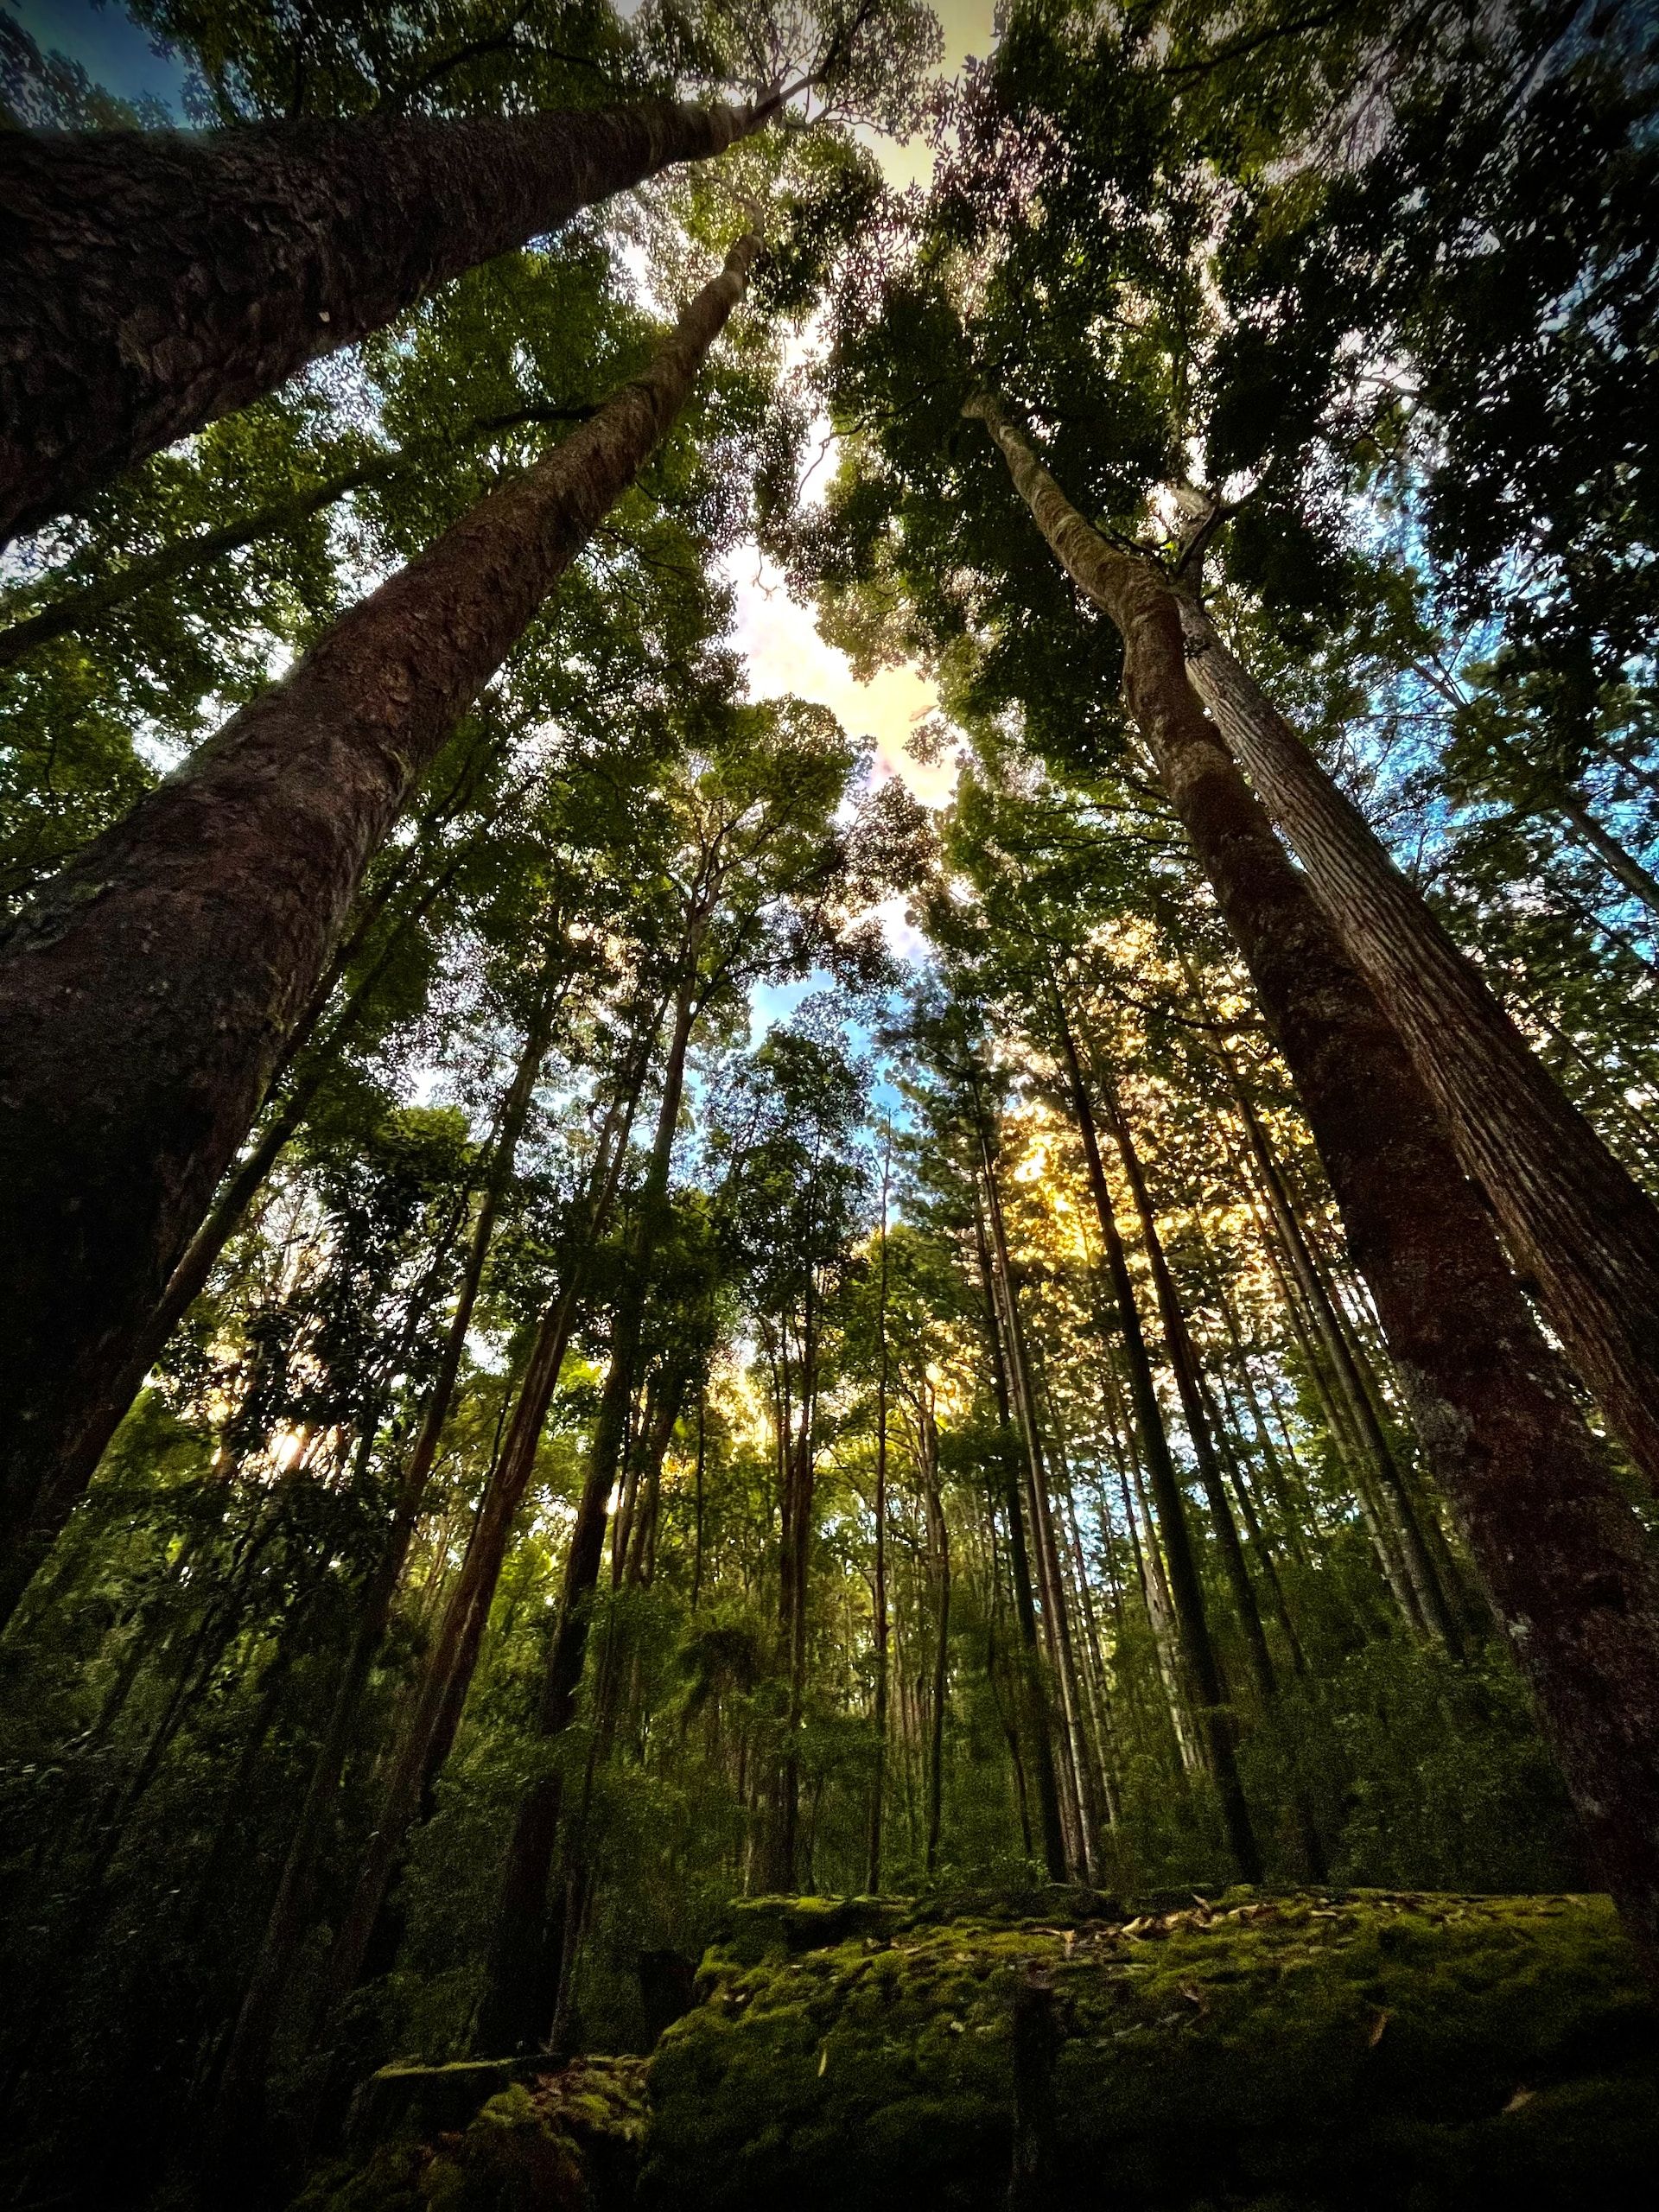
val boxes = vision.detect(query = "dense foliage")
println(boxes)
[1,3,1656,2208]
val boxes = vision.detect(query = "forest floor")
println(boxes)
[296,1885,1658,2211]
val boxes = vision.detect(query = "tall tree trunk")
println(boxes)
[0,103,774,543]
[1175,589,1659,1496]
[968,391,1659,1967]
[315,1026,652,2025]
[0,816,487,1631]
[1099,1363,1203,1777]
[1086,1046,1280,1709]
[978,1122,1098,1883]
[916,1393,950,1874]
[971,1192,1068,1880]
[1048,992,1262,1878]
[475,954,700,2054]
[0,238,759,1605]
[201,969,563,2168]
[868,1132,892,1893]
[1218,1055,1454,1643]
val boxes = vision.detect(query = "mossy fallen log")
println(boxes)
[299,1890,1658,2211]
[643,1889,1658,2211]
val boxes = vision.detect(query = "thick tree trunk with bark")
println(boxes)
[0,238,758,1609]
[968,391,1659,1968]
[0,101,770,543]
[1176,592,1659,1496]
[0,827,482,1632]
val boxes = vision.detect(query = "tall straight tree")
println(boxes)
[1175,586,1659,1498]
[0,234,760,1614]
[964,390,1659,1967]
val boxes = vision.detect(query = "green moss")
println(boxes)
[640,1891,1658,2212]
[296,2056,650,2212]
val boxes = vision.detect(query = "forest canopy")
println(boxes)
[1,3,1658,2207]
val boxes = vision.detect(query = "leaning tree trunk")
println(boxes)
[0,100,772,543]
[1176,592,1659,1497]
[0,810,483,1633]
[967,390,1659,1971]
[0,236,759,1611]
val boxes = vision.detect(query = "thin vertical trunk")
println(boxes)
[971,1191,1068,1881]
[690,1387,707,1614]
[475,950,700,2055]
[0,238,760,1603]
[916,1393,950,1874]
[1048,991,1261,1875]
[315,1021,652,2023]
[204,973,563,2159]
[979,1127,1097,1882]
[969,390,1659,1965]
[1098,1361,1203,1777]
[868,1131,892,1893]
[1177,589,1659,1497]
[1,101,778,542]
[1086,1047,1280,1708]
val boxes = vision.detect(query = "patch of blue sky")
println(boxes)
[10,0,189,111]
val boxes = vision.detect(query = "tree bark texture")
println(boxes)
[968,391,1659,1967]
[0,238,758,1607]
[0,825,480,1634]
[0,100,767,543]
[1176,593,1659,1497]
